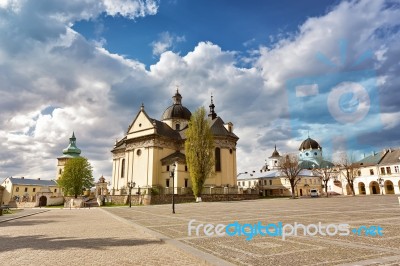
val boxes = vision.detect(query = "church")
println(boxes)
[111,90,239,195]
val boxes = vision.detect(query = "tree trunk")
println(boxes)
[74,194,78,199]
[291,185,296,199]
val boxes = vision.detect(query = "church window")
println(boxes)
[59,169,62,175]
[306,152,309,156]
[269,180,272,185]
[175,124,180,130]
[139,123,142,127]
[54,189,57,193]
[357,170,361,176]
[137,149,142,156]
[314,152,318,156]
[185,165,188,172]
[215,148,221,172]
[184,179,188,188]
[395,166,399,173]
[167,165,170,172]
[16,187,19,192]
[370,169,374,175]
[24,187,28,192]
[33,188,36,192]
[121,159,125,178]
[166,179,170,187]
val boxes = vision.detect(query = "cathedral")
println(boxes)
[111,90,239,194]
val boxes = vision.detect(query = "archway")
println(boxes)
[358,182,366,195]
[369,181,380,195]
[39,196,47,207]
[384,180,394,194]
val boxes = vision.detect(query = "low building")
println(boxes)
[349,149,400,195]
[0,177,59,205]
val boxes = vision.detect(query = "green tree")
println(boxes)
[185,107,214,202]
[58,157,94,198]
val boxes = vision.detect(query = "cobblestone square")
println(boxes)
[1,195,399,266]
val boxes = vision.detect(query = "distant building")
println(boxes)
[111,90,239,194]
[0,177,58,205]
[237,139,324,197]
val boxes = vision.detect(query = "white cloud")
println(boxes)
[151,31,186,56]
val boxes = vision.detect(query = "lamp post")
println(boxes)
[170,163,176,214]
[377,177,384,195]
[127,181,136,208]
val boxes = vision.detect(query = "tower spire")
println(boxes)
[208,93,217,119]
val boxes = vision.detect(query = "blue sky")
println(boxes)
[73,0,336,67]
[0,0,399,183]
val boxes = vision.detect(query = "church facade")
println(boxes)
[111,90,239,194]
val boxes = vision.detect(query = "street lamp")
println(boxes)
[127,181,136,208]
[170,163,176,214]
[377,177,384,195]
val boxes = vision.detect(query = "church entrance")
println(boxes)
[39,196,47,207]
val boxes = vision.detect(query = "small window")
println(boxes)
[167,165,170,172]
[166,179,170,187]
[185,165,188,172]
[306,152,309,156]
[381,167,386,175]
[264,180,267,185]
[386,167,391,175]
[215,148,221,172]
[370,169,374,175]
[395,166,399,173]
[59,169,62,175]
[33,188,36,192]
[24,187,28,192]
[54,189,57,193]
[16,187,19,192]
[229,149,233,154]
[357,170,361,176]
[184,179,188,188]
[136,149,142,156]
[269,180,272,185]
[121,159,125,178]
[314,152,318,156]
[175,124,180,130]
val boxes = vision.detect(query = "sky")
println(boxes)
[0,0,399,184]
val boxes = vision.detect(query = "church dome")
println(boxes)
[299,137,321,150]
[161,90,192,120]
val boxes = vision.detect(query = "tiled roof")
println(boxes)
[209,117,238,139]
[237,169,316,180]
[355,151,384,166]
[379,149,400,165]
[8,177,57,186]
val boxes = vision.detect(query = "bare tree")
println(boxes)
[312,165,335,197]
[279,154,302,199]
[336,153,358,196]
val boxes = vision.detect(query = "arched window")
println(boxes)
[215,148,221,172]
[121,159,125,178]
